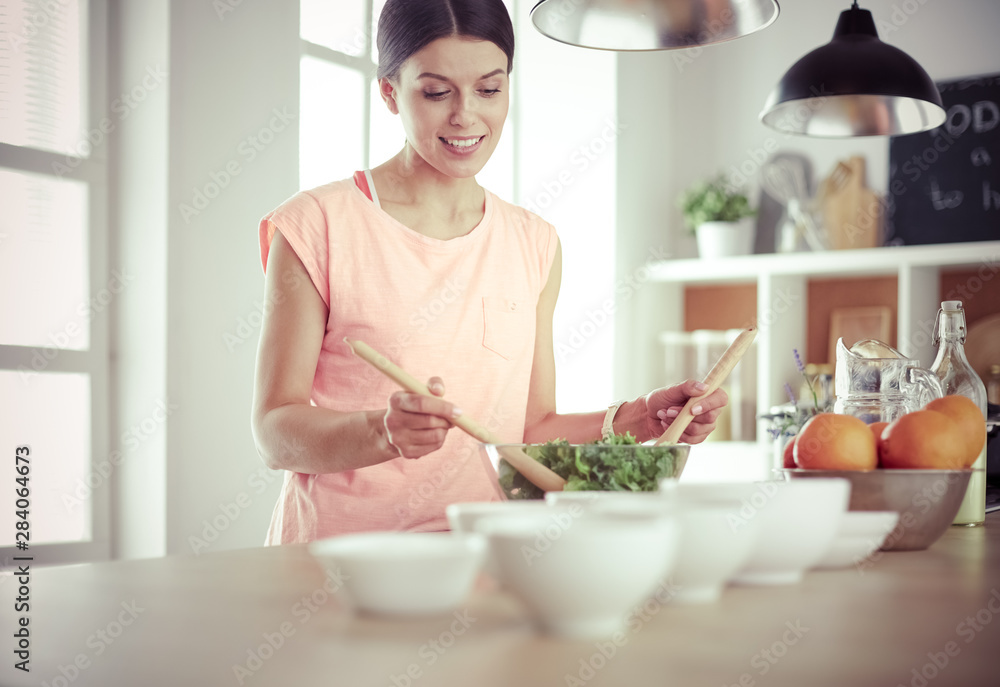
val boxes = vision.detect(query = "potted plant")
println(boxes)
[679,175,756,259]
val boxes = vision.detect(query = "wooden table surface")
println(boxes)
[3,515,999,687]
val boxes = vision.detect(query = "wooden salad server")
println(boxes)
[344,338,567,492]
[654,326,758,447]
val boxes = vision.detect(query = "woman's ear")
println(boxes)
[379,77,399,115]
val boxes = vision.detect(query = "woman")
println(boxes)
[251,0,727,544]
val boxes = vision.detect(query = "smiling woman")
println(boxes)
[250,0,729,545]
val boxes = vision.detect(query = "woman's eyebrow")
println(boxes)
[416,68,506,81]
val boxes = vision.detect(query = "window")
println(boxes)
[297,0,513,199]
[0,0,110,565]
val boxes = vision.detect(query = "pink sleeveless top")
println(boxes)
[258,174,558,543]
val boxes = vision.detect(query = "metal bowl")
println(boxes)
[780,468,975,551]
[482,443,689,501]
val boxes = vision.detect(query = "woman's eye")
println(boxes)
[481,89,501,96]
[424,91,449,100]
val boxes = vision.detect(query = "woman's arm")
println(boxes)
[521,239,727,444]
[250,230,459,473]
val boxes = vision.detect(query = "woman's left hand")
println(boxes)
[642,380,729,444]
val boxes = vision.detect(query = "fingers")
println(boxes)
[654,387,729,420]
[390,390,461,420]
[427,376,445,397]
[384,389,460,459]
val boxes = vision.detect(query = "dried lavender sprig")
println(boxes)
[793,348,805,373]
[784,382,796,405]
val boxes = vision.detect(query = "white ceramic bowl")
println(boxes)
[308,532,485,616]
[477,511,679,638]
[669,503,762,603]
[672,479,850,585]
[446,501,558,534]
[447,501,584,579]
[814,511,900,569]
[544,489,674,508]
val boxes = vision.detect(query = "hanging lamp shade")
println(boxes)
[530,0,780,51]
[760,2,945,137]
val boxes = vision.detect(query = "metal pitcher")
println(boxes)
[833,338,945,424]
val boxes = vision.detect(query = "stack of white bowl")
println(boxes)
[309,477,899,639]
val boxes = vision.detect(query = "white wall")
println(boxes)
[512,0,619,414]
[162,0,298,556]
[109,0,170,559]
[111,0,298,558]
[614,0,1000,399]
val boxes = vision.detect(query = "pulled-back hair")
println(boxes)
[376,0,515,81]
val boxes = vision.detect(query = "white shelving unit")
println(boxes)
[634,240,1000,480]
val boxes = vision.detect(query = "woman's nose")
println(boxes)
[450,92,477,128]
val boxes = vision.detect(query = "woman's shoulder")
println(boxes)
[270,177,361,216]
[487,189,557,235]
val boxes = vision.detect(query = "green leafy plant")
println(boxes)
[678,175,755,234]
[498,433,687,500]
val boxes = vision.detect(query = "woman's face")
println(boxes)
[381,35,510,179]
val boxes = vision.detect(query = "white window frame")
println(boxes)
[0,0,110,567]
[300,1,376,175]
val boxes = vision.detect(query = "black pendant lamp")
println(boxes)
[760,2,945,137]
[530,0,780,51]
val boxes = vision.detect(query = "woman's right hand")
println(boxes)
[383,376,462,459]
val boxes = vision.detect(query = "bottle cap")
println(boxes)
[941,300,963,311]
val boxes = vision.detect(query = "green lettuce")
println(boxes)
[498,434,685,500]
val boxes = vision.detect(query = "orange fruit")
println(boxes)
[868,421,889,466]
[782,435,796,468]
[880,410,965,469]
[794,413,877,470]
[923,395,986,468]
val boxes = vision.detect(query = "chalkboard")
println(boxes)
[886,73,1000,245]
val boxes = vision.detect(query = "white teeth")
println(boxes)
[444,137,481,148]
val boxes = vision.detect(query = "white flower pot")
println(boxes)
[696,219,754,259]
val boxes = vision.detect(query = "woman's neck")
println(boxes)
[373,144,483,219]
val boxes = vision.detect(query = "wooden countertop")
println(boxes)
[3,515,999,687]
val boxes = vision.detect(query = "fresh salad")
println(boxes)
[498,433,686,500]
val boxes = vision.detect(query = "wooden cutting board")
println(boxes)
[818,156,882,250]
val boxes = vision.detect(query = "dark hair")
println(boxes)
[376,0,515,81]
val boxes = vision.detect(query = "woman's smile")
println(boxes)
[440,135,486,154]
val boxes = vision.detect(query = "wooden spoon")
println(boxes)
[344,338,567,492]
[654,327,758,446]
